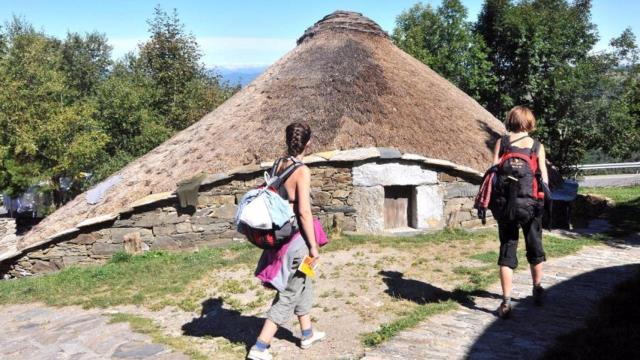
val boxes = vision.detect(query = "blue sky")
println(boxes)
[1,1,637,69]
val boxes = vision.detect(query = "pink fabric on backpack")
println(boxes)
[255,218,328,287]
[314,218,328,247]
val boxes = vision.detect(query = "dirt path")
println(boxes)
[0,303,188,360]
[364,236,640,360]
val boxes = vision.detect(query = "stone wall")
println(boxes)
[2,152,495,278]
[5,164,355,277]
[440,173,495,228]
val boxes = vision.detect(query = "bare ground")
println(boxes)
[111,234,497,359]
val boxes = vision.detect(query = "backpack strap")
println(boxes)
[269,157,303,190]
[530,139,541,157]
[499,135,509,156]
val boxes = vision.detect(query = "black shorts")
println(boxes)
[497,206,546,269]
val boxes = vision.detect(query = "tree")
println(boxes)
[61,31,112,96]
[137,6,231,131]
[393,0,496,105]
[0,18,108,197]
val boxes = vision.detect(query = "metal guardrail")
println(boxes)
[575,162,640,170]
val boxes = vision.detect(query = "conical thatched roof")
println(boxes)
[16,11,504,252]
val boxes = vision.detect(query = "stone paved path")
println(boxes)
[365,237,640,360]
[0,304,188,360]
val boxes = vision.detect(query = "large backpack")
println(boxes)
[235,157,303,249]
[489,135,545,221]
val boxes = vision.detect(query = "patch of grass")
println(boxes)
[109,313,212,360]
[543,235,600,258]
[470,251,498,264]
[218,279,246,295]
[579,185,640,234]
[328,228,495,252]
[542,267,640,359]
[0,244,260,309]
[579,186,640,203]
[361,300,457,347]
[453,265,498,292]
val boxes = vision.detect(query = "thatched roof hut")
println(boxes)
[6,11,503,267]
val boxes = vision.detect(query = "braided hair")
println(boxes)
[285,122,311,157]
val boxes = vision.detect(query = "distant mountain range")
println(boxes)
[213,66,268,87]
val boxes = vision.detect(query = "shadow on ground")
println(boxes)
[181,297,297,350]
[380,270,500,315]
[467,263,640,359]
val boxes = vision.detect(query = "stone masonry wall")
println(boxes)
[2,158,492,278]
[440,173,496,228]
[5,164,355,277]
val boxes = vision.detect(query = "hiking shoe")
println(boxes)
[533,285,545,306]
[247,346,272,360]
[497,302,512,319]
[300,330,326,349]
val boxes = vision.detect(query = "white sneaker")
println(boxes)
[247,346,272,360]
[300,330,326,349]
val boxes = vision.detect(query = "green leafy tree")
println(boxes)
[137,6,232,131]
[61,31,112,96]
[0,18,108,196]
[393,0,496,105]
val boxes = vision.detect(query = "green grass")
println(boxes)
[109,313,216,360]
[579,185,640,234]
[0,244,261,308]
[331,228,497,251]
[579,186,640,203]
[361,300,458,346]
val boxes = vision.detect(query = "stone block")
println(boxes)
[198,195,235,207]
[209,204,237,220]
[401,153,428,162]
[129,192,176,208]
[352,186,385,233]
[151,236,181,250]
[172,233,202,246]
[175,222,193,234]
[111,228,153,244]
[332,189,350,199]
[123,232,148,254]
[445,183,479,199]
[323,205,357,214]
[341,215,356,232]
[92,243,122,256]
[330,198,345,206]
[353,162,438,187]
[332,173,352,183]
[70,234,98,245]
[414,185,444,230]
[31,260,60,273]
[312,191,332,206]
[76,213,118,228]
[62,256,87,267]
[197,223,230,234]
[330,147,380,161]
[377,147,402,159]
[438,173,458,183]
[152,225,176,236]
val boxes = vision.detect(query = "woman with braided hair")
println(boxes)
[248,122,325,360]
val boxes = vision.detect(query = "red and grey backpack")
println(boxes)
[489,135,545,221]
